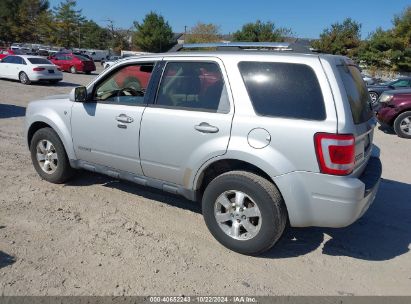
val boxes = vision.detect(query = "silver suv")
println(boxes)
[25,43,382,255]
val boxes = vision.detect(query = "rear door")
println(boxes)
[139,57,234,187]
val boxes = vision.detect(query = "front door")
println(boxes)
[71,60,158,175]
[140,58,234,186]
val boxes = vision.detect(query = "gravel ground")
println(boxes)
[0,67,410,296]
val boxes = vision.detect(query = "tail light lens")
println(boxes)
[314,133,355,175]
[33,67,45,71]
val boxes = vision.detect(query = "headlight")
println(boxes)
[379,94,393,103]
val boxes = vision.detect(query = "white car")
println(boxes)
[0,55,63,85]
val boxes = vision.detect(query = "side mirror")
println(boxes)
[69,86,88,102]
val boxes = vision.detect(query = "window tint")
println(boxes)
[28,58,51,64]
[94,63,155,106]
[155,61,229,113]
[239,62,326,120]
[1,56,14,63]
[337,64,373,124]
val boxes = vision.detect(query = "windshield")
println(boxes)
[337,64,373,124]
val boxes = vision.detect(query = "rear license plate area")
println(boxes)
[48,70,54,73]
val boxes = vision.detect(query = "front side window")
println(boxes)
[239,61,326,120]
[155,61,230,113]
[94,62,155,105]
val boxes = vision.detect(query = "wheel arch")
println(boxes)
[27,116,76,160]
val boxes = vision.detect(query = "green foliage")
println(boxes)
[312,18,361,57]
[133,12,174,52]
[232,20,291,42]
[53,0,85,48]
[359,7,411,72]
[186,22,221,43]
[80,20,111,49]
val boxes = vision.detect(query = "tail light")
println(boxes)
[314,133,355,175]
[33,67,45,71]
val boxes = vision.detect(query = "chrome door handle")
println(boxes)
[194,122,219,133]
[115,114,134,123]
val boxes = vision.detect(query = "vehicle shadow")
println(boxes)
[262,178,411,261]
[0,104,26,119]
[378,124,396,135]
[67,171,410,261]
[67,171,202,214]
[0,251,16,269]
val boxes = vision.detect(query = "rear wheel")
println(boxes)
[85,71,91,75]
[202,171,287,255]
[19,72,31,85]
[30,127,75,183]
[394,111,411,139]
[70,66,77,74]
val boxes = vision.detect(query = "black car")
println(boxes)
[367,77,411,103]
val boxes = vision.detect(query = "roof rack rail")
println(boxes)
[168,42,313,53]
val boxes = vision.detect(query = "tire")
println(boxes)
[30,127,75,183]
[369,91,379,103]
[393,111,411,139]
[70,66,77,74]
[202,171,287,255]
[19,72,31,85]
[85,71,91,75]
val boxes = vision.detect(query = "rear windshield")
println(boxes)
[74,55,90,61]
[27,58,52,64]
[337,64,373,124]
[239,62,326,120]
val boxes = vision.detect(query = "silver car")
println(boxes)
[25,43,382,255]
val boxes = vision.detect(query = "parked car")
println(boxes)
[25,43,381,255]
[102,55,121,67]
[48,52,96,74]
[0,49,20,60]
[367,77,411,103]
[376,89,411,138]
[0,55,62,84]
[361,73,377,85]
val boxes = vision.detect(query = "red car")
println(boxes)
[48,52,96,74]
[377,89,411,138]
[0,49,17,60]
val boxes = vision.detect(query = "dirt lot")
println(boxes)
[0,67,410,296]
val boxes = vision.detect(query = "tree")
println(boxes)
[312,18,361,57]
[53,0,85,48]
[358,7,411,72]
[12,0,50,43]
[232,20,291,42]
[133,12,174,52]
[80,20,110,49]
[0,0,23,44]
[185,22,221,43]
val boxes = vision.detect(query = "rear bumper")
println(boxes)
[30,73,63,81]
[273,156,382,228]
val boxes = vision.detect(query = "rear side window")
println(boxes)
[27,58,51,64]
[75,55,90,61]
[337,64,373,124]
[239,62,326,120]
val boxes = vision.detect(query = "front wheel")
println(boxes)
[202,171,287,255]
[394,111,411,139]
[30,127,75,183]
